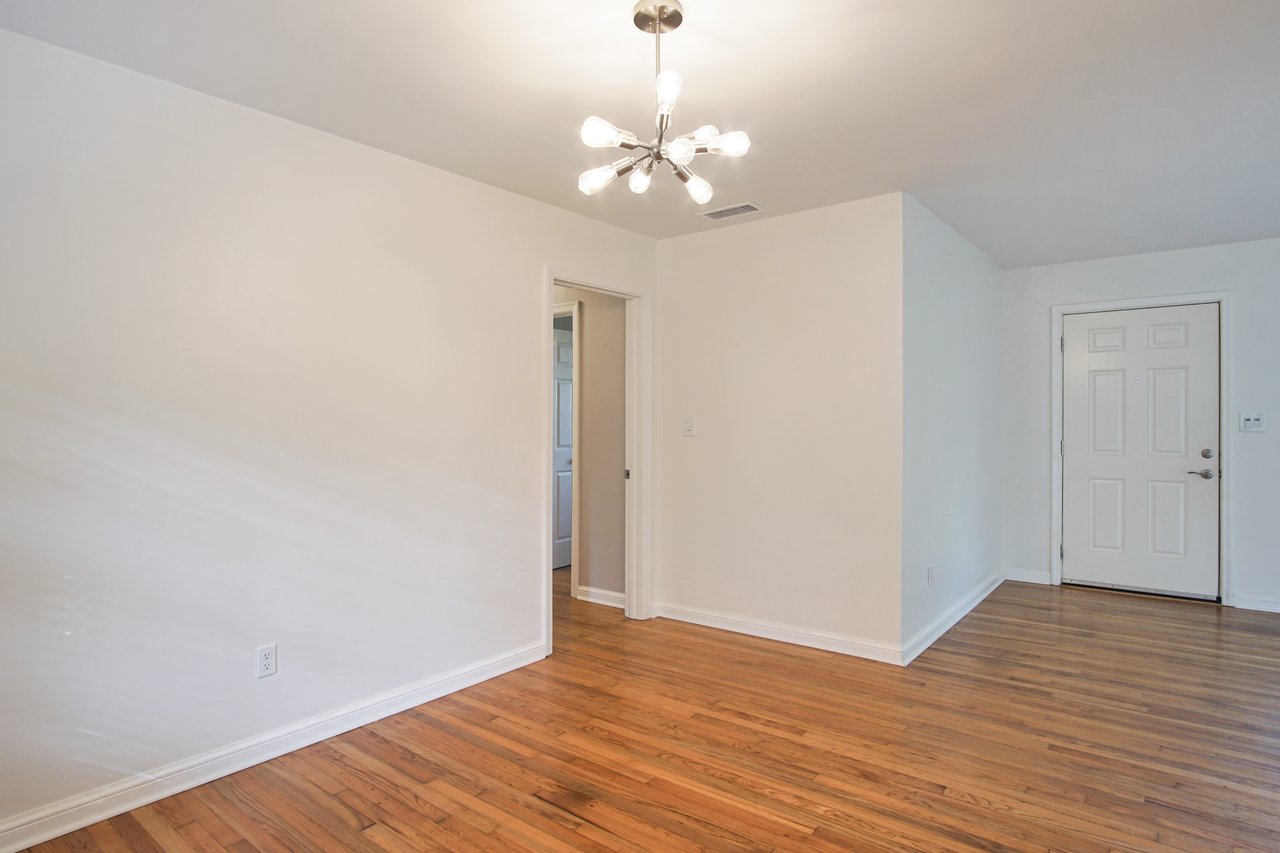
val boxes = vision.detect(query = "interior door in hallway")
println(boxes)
[552,327,573,569]
[1062,303,1220,598]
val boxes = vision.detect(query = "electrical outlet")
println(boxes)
[927,564,935,586]
[256,643,277,678]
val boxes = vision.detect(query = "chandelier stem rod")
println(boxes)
[653,17,665,145]
[655,17,661,78]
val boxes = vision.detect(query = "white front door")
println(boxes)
[552,328,573,569]
[1062,303,1220,598]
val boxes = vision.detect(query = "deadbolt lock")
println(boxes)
[1201,448,1214,459]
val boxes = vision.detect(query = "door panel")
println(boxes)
[552,328,573,569]
[1148,368,1187,455]
[1063,303,1219,598]
[554,470,572,538]
[1147,481,1186,558]
[1090,370,1125,454]
[1089,479,1124,552]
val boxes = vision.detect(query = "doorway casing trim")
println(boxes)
[1048,291,1233,604]
[552,300,583,599]
[543,267,654,656]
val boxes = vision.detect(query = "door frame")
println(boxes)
[551,300,583,599]
[542,267,654,655]
[1049,292,1233,603]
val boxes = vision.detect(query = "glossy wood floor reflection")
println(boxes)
[32,574,1280,852]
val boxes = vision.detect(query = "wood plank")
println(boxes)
[25,574,1280,851]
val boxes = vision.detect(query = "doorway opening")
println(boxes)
[547,279,637,650]
[551,300,582,591]
[1052,295,1230,603]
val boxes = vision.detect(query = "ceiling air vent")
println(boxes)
[701,202,764,221]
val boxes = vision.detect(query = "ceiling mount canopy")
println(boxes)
[632,2,684,34]
[578,0,751,205]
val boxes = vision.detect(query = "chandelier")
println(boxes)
[577,1,751,205]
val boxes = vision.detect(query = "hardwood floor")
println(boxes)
[30,573,1280,851]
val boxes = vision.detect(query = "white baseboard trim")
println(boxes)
[655,575,1005,669]
[1005,566,1052,585]
[900,572,1004,665]
[1232,595,1280,614]
[577,585,625,609]
[0,640,546,853]
[653,602,904,666]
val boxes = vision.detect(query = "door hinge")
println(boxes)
[624,469,631,480]
[1060,439,1064,456]
[1060,335,1065,352]
[1060,544,1064,560]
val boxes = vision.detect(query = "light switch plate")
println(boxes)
[681,415,697,436]
[1240,412,1264,432]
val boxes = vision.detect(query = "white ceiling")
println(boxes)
[2,0,1278,268]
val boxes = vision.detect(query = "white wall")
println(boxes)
[21,18,1235,843]
[0,30,655,843]
[552,285,626,595]
[654,195,906,653]
[901,196,1003,647]
[1002,237,1280,610]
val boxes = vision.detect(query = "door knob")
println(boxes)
[1187,469,1215,480]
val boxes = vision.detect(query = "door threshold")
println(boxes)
[1062,579,1220,603]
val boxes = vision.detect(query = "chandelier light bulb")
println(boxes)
[655,69,683,115]
[578,165,617,195]
[581,116,639,149]
[688,124,720,143]
[578,157,635,196]
[629,162,654,194]
[708,131,751,157]
[665,137,696,167]
[684,174,713,205]
[580,116,623,148]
